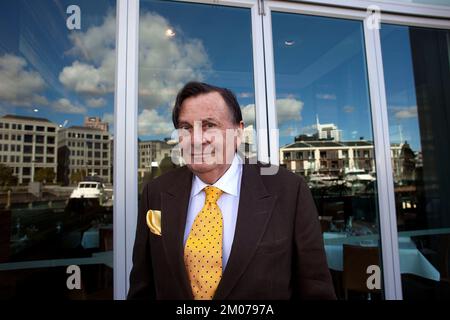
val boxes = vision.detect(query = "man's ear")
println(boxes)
[237,121,244,143]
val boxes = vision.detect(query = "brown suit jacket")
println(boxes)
[128,161,336,300]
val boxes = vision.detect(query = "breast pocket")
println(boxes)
[255,237,289,255]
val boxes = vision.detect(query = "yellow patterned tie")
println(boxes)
[184,186,224,300]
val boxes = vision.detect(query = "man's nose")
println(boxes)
[192,125,208,146]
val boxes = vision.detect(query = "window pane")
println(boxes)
[138,0,256,192]
[272,12,382,300]
[381,24,450,299]
[0,0,115,299]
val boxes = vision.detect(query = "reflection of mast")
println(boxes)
[397,125,403,181]
[316,114,320,135]
[399,125,404,144]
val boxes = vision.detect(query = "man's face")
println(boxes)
[177,91,243,176]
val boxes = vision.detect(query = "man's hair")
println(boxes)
[172,81,243,128]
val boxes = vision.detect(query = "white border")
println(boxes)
[114,0,140,300]
[125,0,140,300]
[113,0,128,300]
[262,2,279,165]
[252,3,271,163]
[363,17,403,300]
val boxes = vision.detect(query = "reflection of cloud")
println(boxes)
[138,12,211,109]
[316,93,336,100]
[67,11,116,65]
[61,10,211,112]
[60,11,116,95]
[52,98,86,114]
[0,54,47,106]
[280,126,301,137]
[102,112,114,133]
[59,60,113,95]
[86,97,107,108]
[392,106,417,119]
[343,105,354,113]
[276,98,303,123]
[138,109,174,136]
[241,98,303,127]
[301,124,317,135]
[102,112,114,125]
[238,92,253,98]
[241,103,255,126]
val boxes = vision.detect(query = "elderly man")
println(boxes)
[128,81,336,300]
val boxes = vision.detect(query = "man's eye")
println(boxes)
[205,123,216,128]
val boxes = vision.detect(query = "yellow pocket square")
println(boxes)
[146,209,162,236]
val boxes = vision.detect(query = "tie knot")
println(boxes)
[204,186,223,204]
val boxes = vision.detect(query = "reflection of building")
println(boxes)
[57,126,112,184]
[84,116,109,132]
[280,138,403,178]
[391,142,418,183]
[280,139,376,176]
[138,139,172,178]
[0,115,57,184]
[240,124,257,159]
[316,116,342,142]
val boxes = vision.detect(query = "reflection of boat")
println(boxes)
[344,169,376,183]
[70,181,108,204]
[307,173,338,188]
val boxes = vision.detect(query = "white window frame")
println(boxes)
[115,0,450,300]
[114,0,270,300]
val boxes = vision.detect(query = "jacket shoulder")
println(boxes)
[249,161,307,186]
[142,166,191,193]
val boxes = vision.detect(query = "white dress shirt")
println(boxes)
[183,153,243,269]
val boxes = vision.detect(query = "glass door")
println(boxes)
[0,0,116,299]
[264,2,385,300]
[380,22,450,300]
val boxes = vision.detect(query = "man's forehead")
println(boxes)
[182,91,225,108]
[179,92,230,121]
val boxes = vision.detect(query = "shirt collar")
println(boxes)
[191,153,243,198]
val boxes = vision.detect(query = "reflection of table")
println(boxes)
[81,224,113,249]
[81,228,99,249]
[323,232,440,281]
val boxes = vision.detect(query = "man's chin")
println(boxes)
[186,162,217,173]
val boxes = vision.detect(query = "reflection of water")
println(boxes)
[7,198,113,261]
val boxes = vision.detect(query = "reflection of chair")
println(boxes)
[322,201,345,221]
[438,234,450,283]
[343,244,381,299]
[319,216,332,233]
[99,227,113,251]
[97,227,113,290]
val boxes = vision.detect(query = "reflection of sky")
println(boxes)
[0,0,422,153]
[0,0,116,131]
[272,12,374,147]
[138,0,255,139]
[272,13,422,152]
[381,24,421,152]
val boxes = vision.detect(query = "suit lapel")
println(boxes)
[214,163,277,300]
[161,166,194,299]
